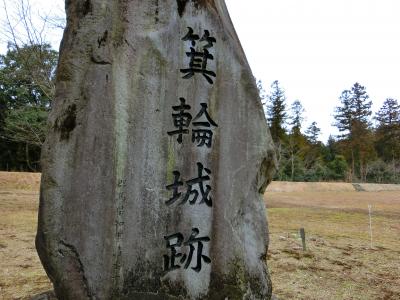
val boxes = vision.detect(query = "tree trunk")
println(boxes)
[25,143,34,172]
[291,150,294,181]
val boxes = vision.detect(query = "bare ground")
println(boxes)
[0,172,399,299]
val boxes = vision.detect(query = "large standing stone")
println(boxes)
[36,0,277,299]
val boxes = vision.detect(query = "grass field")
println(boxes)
[0,172,399,299]
[265,190,400,300]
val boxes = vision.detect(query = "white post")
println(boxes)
[368,204,373,249]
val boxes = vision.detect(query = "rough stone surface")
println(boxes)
[36,0,277,299]
[30,291,58,300]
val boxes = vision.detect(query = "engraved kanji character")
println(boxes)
[163,228,211,274]
[165,171,184,206]
[192,103,218,148]
[181,162,212,207]
[183,228,211,272]
[167,98,192,143]
[163,233,185,272]
[181,48,216,84]
[180,27,216,84]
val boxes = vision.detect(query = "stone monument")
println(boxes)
[36,0,277,299]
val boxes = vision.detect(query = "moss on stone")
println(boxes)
[56,61,73,82]
[111,0,128,47]
[205,257,271,299]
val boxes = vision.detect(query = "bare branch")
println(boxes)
[2,0,21,50]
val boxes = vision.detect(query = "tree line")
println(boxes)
[0,0,399,183]
[260,80,400,183]
[1,43,399,184]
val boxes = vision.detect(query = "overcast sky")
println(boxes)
[225,0,400,141]
[2,0,400,142]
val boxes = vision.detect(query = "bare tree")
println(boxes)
[1,0,65,47]
[1,0,65,100]
[0,0,64,170]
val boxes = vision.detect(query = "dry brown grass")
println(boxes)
[265,190,400,300]
[0,172,41,191]
[0,188,52,300]
[0,173,399,299]
[266,181,356,192]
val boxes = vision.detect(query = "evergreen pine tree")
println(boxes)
[333,83,374,181]
[334,89,353,136]
[375,98,400,126]
[266,80,287,143]
[374,98,400,164]
[289,100,305,135]
[305,121,321,144]
[351,82,372,127]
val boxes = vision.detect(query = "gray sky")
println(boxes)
[225,0,400,141]
[2,0,400,142]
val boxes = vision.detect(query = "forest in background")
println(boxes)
[259,80,400,183]
[0,0,399,182]
[1,42,399,183]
